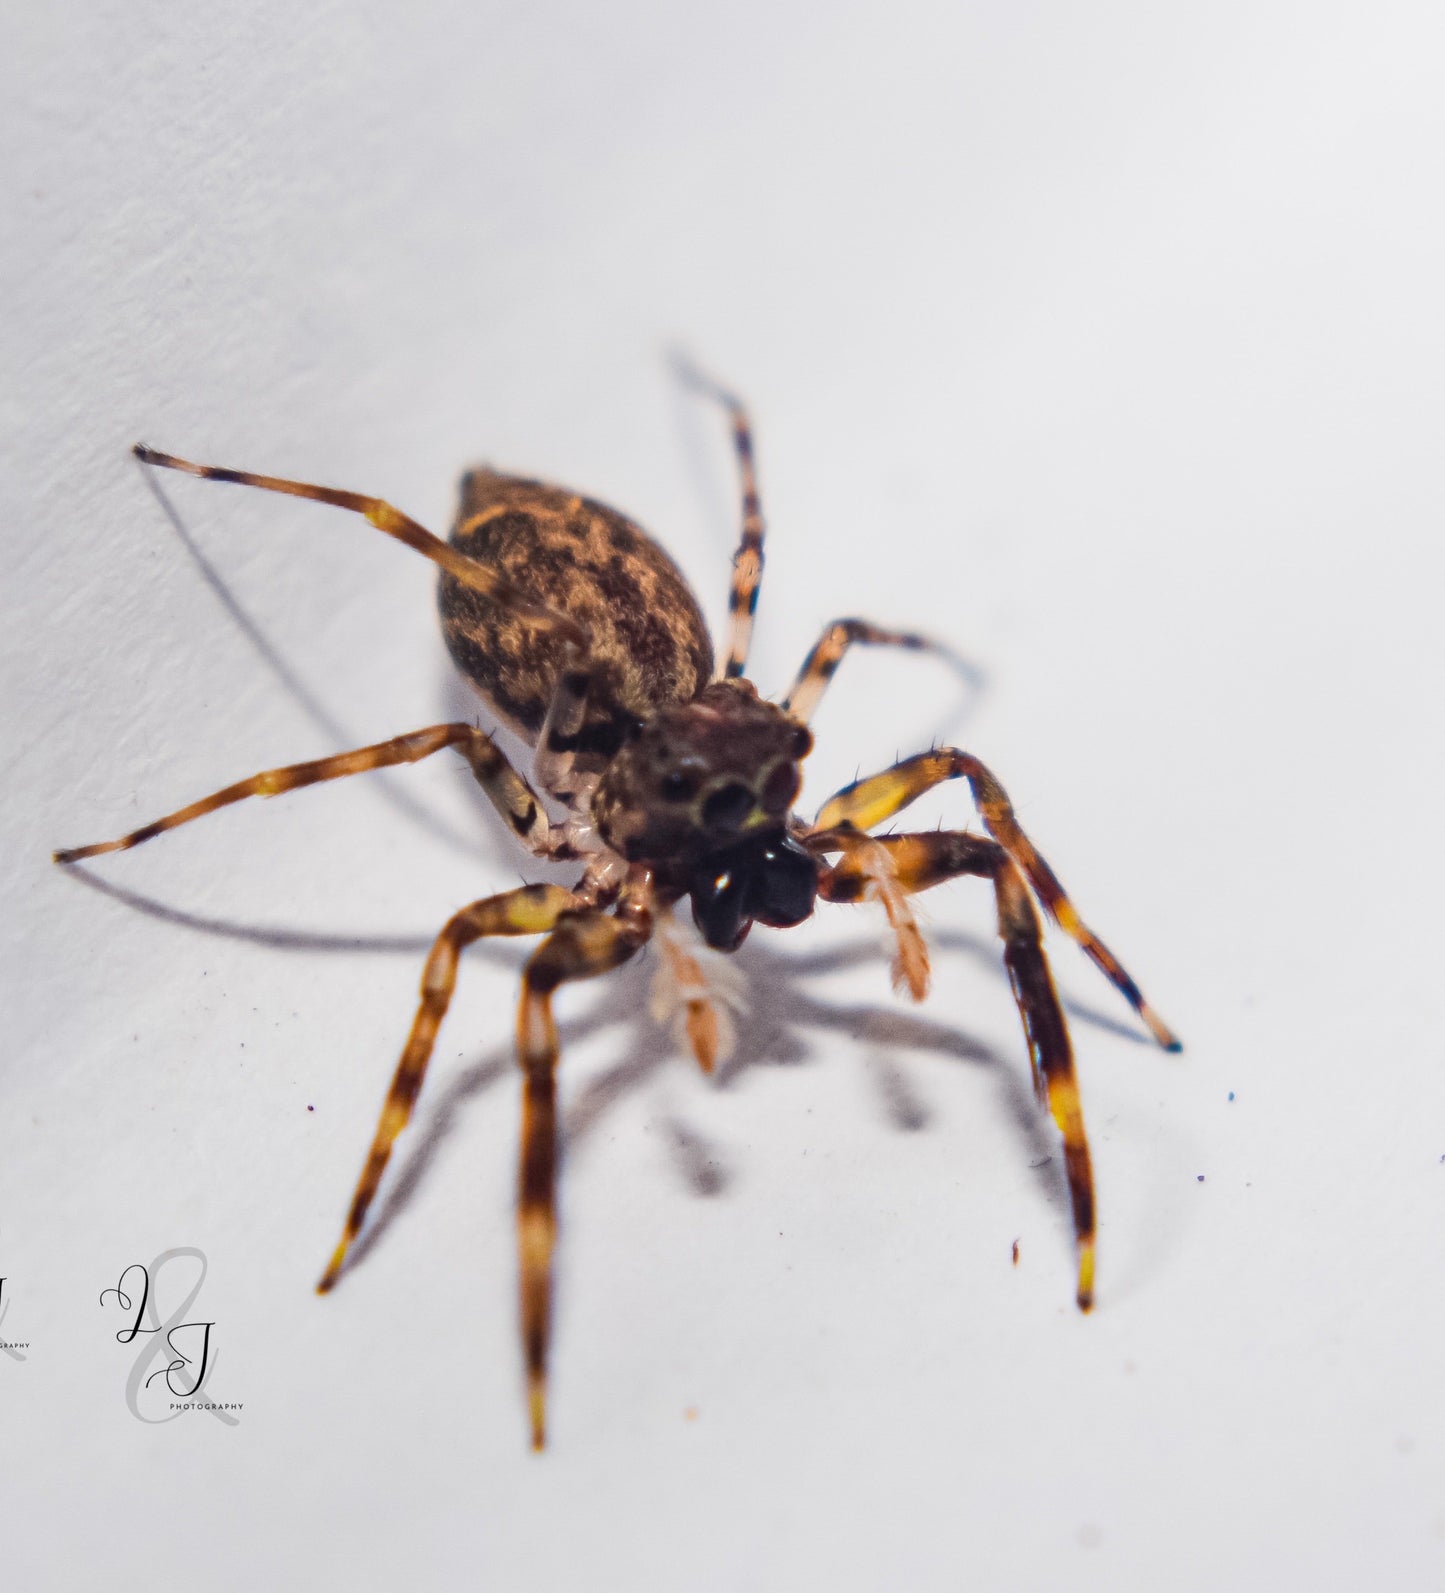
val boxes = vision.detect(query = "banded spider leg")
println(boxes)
[804,749,1178,1310]
[55,448,653,1449]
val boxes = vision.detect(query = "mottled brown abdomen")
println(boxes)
[439,470,714,758]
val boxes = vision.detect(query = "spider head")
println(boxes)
[591,680,813,872]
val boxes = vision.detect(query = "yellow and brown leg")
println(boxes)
[133,446,590,650]
[817,829,1097,1309]
[813,750,1181,1051]
[53,722,567,863]
[317,883,579,1294]
[677,368,766,681]
[516,900,652,1449]
[781,618,937,724]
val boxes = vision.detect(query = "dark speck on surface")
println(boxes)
[1227,1091,1235,1102]
[1196,1174,1205,1182]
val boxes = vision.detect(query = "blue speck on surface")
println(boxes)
[1227,1091,1235,1102]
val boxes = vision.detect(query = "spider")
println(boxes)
[54,370,1180,1449]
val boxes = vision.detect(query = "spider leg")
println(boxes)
[806,828,931,1000]
[133,446,589,651]
[818,829,1097,1310]
[781,618,937,724]
[317,883,579,1294]
[812,750,1180,1051]
[531,663,594,806]
[53,723,567,863]
[650,906,742,1073]
[677,366,766,682]
[517,897,652,1449]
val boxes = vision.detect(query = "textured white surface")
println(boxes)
[5,3,1445,1588]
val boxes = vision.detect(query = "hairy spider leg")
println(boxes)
[317,884,580,1295]
[806,827,931,1000]
[53,724,566,864]
[818,829,1097,1310]
[781,618,935,724]
[813,750,1181,1052]
[517,898,652,1449]
[132,446,591,652]
[651,906,743,1074]
[677,370,766,682]
[531,663,595,806]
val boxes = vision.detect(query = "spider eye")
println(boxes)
[760,760,800,815]
[701,781,754,832]
[660,770,696,802]
[792,725,813,758]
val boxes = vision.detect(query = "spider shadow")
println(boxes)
[56,865,438,955]
[54,863,537,966]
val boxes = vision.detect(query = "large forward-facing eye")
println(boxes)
[701,781,754,832]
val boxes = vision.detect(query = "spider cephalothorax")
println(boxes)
[591,679,811,864]
[588,678,818,949]
[58,373,1179,1453]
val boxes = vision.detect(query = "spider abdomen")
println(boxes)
[439,470,713,757]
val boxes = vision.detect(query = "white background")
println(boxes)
[4,3,1445,1588]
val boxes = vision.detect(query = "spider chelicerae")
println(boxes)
[55,369,1179,1449]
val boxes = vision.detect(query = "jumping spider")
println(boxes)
[55,371,1180,1449]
